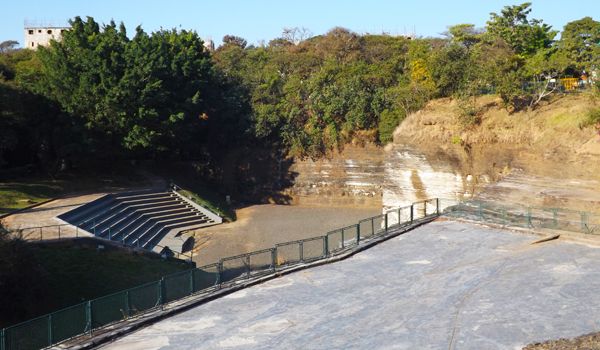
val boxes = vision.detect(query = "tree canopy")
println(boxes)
[0,5,598,175]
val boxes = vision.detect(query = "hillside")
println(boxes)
[393,93,600,211]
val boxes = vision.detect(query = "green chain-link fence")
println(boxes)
[0,199,439,350]
[441,199,600,234]
[3,223,194,261]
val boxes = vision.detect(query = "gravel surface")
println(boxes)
[524,332,600,349]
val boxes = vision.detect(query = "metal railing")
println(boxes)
[169,182,223,224]
[441,199,600,235]
[3,223,194,261]
[0,199,441,350]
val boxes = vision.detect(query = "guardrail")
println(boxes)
[442,199,600,235]
[0,198,441,350]
[169,182,223,224]
[2,223,194,261]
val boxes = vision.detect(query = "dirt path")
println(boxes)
[189,204,380,265]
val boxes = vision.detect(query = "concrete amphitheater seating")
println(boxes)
[58,188,221,253]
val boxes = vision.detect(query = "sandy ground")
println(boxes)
[101,220,600,350]
[0,193,106,239]
[0,189,379,260]
[189,204,380,266]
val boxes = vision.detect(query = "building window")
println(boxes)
[28,29,34,34]
[61,29,66,34]
[38,29,41,33]
[47,29,52,34]
[31,42,34,47]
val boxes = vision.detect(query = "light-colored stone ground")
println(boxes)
[102,220,600,350]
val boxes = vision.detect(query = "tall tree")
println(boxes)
[37,16,219,159]
[0,40,19,53]
[486,2,556,57]
[557,17,600,73]
[446,24,481,49]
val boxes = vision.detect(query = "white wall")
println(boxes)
[24,27,68,49]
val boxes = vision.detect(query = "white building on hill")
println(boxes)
[24,23,70,49]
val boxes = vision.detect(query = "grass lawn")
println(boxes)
[148,163,236,221]
[179,187,236,222]
[0,165,235,222]
[0,180,64,215]
[1,240,191,328]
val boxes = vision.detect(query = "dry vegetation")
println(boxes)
[393,93,600,181]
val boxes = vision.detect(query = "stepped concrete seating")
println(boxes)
[58,188,220,252]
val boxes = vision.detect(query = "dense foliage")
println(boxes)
[1,3,599,173]
[0,17,250,174]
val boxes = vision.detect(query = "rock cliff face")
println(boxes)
[284,144,384,207]
[285,143,481,209]
[393,94,600,212]
[285,94,600,213]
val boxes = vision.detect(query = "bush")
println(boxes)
[378,109,404,144]
[456,95,481,126]
[580,108,600,129]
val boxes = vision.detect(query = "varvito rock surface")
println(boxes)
[101,220,600,349]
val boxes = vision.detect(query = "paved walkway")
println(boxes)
[102,220,600,349]
[1,193,106,239]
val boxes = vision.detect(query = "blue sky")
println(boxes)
[3,1,599,47]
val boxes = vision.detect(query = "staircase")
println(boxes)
[58,188,221,254]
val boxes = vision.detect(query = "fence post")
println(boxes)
[526,208,532,227]
[436,198,440,215]
[271,248,277,270]
[47,314,53,346]
[478,202,483,221]
[398,208,402,226]
[58,226,61,239]
[323,236,328,257]
[384,213,388,232]
[245,255,251,279]
[371,218,375,236]
[217,262,222,289]
[410,205,414,223]
[190,270,196,294]
[86,301,92,336]
[40,227,43,240]
[93,220,96,236]
[76,225,79,238]
[356,224,361,245]
[552,209,558,228]
[299,241,304,262]
[424,201,428,217]
[341,228,345,248]
[581,212,588,232]
[159,278,165,306]
[125,291,131,318]
[108,227,112,240]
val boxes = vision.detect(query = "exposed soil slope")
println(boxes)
[393,94,600,211]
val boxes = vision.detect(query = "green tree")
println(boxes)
[37,17,221,159]
[446,24,481,49]
[0,40,19,53]
[378,109,403,144]
[557,17,600,73]
[486,2,556,57]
